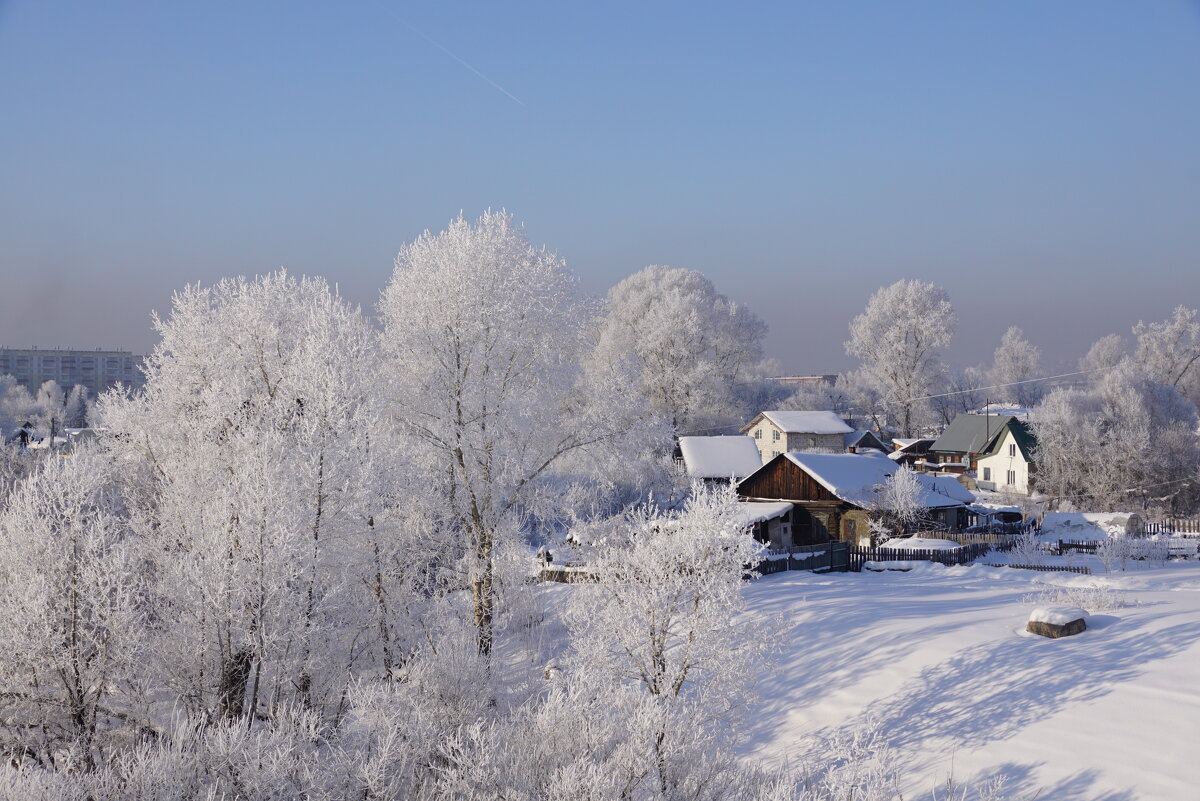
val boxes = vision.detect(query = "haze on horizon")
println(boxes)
[2,1,1198,373]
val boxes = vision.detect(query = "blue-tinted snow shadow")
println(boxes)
[909,762,1139,801]
[741,569,1200,775]
[852,618,1200,753]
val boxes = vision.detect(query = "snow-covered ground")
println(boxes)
[740,559,1200,800]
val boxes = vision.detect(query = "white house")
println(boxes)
[974,421,1036,495]
[740,410,854,464]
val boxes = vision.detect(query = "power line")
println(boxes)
[898,365,1115,405]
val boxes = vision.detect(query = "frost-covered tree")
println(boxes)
[1134,305,1200,407]
[930,364,988,427]
[868,464,927,543]
[31,379,66,443]
[564,483,769,798]
[62,384,89,428]
[845,279,955,437]
[0,453,145,769]
[380,211,632,659]
[1080,333,1126,375]
[990,327,1043,408]
[591,264,768,433]
[1031,361,1200,512]
[0,375,33,435]
[97,270,385,722]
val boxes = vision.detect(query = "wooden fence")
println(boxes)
[1143,518,1200,536]
[981,563,1092,575]
[848,542,991,572]
[930,531,1018,551]
[752,542,850,576]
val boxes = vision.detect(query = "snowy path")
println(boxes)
[740,561,1200,800]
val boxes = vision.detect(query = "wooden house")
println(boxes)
[737,451,973,546]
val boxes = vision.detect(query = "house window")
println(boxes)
[1007,470,1016,486]
[982,467,991,482]
[772,430,780,442]
[754,429,762,440]
[1008,444,1016,458]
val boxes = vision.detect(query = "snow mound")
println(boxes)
[1029,606,1088,626]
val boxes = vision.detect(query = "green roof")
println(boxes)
[930,414,1017,455]
[980,419,1037,462]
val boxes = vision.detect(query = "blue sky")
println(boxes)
[2,1,1198,372]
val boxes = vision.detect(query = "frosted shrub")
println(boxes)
[1007,528,1044,566]
[1097,536,1131,573]
[1023,584,1127,612]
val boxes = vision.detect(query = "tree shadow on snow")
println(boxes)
[838,611,1200,757]
[911,762,1139,801]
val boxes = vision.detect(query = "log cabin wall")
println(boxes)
[737,456,840,503]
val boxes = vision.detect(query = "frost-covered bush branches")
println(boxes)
[1023,583,1128,612]
[869,465,927,543]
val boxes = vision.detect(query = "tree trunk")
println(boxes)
[218,649,253,721]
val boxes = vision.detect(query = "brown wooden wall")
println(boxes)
[737,456,839,503]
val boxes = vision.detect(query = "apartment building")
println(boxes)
[0,348,145,395]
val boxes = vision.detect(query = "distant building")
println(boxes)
[741,410,854,463]
[0,348,146,395]
[773,375,838,386]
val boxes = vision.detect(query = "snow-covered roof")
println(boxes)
[732,501,793,527]
[924,474,976,504]
[1040,512,1141,541]
[781,451,970,510]
[678,436,763,479]
[759,410,853,435]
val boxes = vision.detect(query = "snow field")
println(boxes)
[739,561,1200,800]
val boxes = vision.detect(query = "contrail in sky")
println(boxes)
[379,5,527,107]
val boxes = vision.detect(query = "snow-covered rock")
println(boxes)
[1027,605,1088,638]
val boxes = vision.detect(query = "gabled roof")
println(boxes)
[678,436,763,479]
[979,420,1037,462]
[742,410,853,435]
[930,414,1017,455]
[773,451,970,510]
[844,430,886,451]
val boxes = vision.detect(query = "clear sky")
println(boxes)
[2,1,1198,372]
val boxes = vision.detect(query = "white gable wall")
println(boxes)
[975,429,1032,495]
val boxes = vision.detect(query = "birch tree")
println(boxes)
[379,210,628,659]
[97,270,384,722]
[845,279,955,437]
